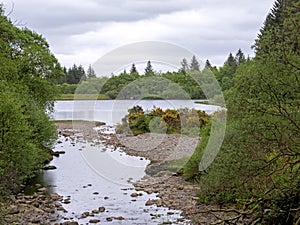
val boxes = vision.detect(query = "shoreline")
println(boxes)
[1,121,247,224]
[96,125,252,225]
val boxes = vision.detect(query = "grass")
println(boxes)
[56,94,110,100]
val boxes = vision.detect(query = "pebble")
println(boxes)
[98,206,105,212]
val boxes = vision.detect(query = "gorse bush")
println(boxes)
[116,105,210,136]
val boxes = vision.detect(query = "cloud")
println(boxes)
[1,0,275,68]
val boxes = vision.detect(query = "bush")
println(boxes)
[116,106,210,136]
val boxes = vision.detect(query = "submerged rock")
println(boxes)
[43,165,57,170]
[89,219,100,223]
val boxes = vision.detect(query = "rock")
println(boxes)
[61,131,74,137]
[145,199,162,207]
[92,209,99,214]
[104,196,109,200]
[62,222,79,225]
[130,193,138,197]
[135,187,143,191]
[9,207,19,214]
[31,217,41,223]
[43,165,57,170]
[37,187,48,192]
[106,217,113,221]
[177,185,184,190]
[93,192,99,195]
[95,121,105,126]
[51,151,61,157]
[63,199,71,204]
[114,216,124,220]
[98,206,105,212]
[145,199,155,206]
[89,219,100,223]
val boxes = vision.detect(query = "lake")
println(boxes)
[52,99,220,125]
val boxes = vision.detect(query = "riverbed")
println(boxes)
[45,126,187,224]
[44,100,220,224]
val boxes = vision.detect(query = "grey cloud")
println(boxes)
[2,0,275,67]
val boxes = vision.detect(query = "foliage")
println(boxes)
[145,60,155,76]
[116,106,210,136]
[66,64,86,84]
[183,1,300,223]
[0,8,61,195]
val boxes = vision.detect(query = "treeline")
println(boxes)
[0,6,62,196]
[182,0,299,224]
[58,51,246,100]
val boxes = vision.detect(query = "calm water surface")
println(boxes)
[52,99,220,124]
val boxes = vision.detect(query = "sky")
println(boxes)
[1,0,275,71]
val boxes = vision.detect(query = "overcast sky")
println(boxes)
[1,0,275,69]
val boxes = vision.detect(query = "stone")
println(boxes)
[62,222,79,225]
[43,165,57,170]
[9,208,19,214]
[98,206,105,212]
[31,217,41,223]
[89,219,100,223]
[93,192,99,195]
[37,187,48,192]
[92,209,99,214]
[63,199,71,204]
[106,217,113,221]
[130,193,138,197]
[145,199,155,206]
[114,216,124,220]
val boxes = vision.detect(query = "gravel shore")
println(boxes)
[96,125,252,224]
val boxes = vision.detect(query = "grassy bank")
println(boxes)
[56,94,110,100]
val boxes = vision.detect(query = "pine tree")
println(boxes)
[190,55,200,71]
[145,60,154,76]
[87,64,96,78]
[204,59,212,69]
[180,58,189,74]
[130,63,138,74]
[226,53,237,68]
[235,49,246,65]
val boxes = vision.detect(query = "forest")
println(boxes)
[57,51,245,100]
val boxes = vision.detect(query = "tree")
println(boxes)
[180,58,189,74]
[190,55,200,71]
[130,63,138,74]
[184,1,300,223]
[87,64,96,78]
[0,6,61,195]
[66,64,87,84]
[204,59,212,69]
[145,60,155,76]
[235,49,246,65]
